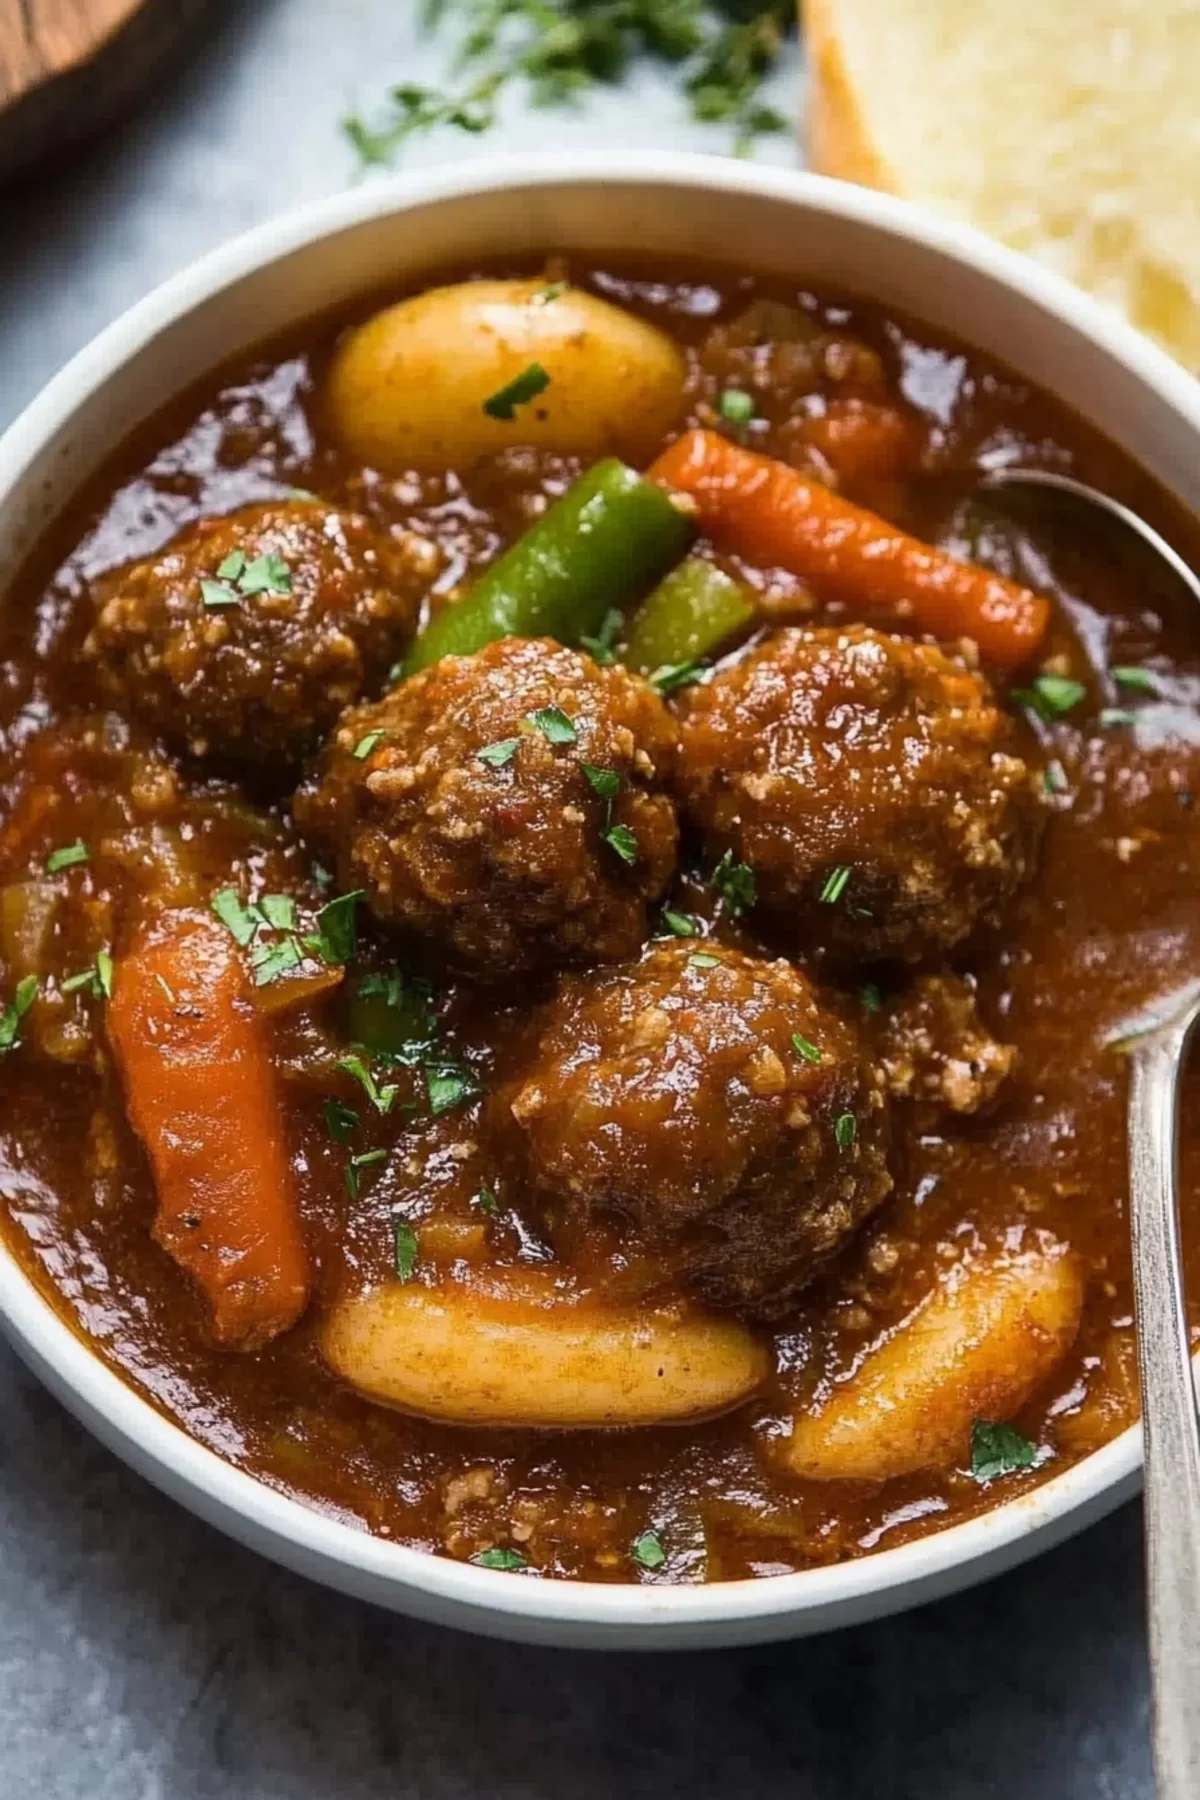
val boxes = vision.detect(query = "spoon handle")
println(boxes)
[1128,1006,1200,1799]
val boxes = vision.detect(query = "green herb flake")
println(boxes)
[525,705,577,745]
[649,659,706,697]
[211,887,260,947]
[259,894,297,932]
[711,849,757,917]
[250,935,304,987]
[469,1546,526,1572]
[310,890,365,966]
[819,865,852,906]
[393,1217,419,1282]
[63,952,113,1001]
[582,764,622,801]
[834,1112,857,1150]
[858,982,883,1014]
[533,282,566,305]
[425,1058,482,1117]
[200,578,240,609]
[95,950,114,999]
[1112,665,1156,692]
[580,607,623,666]
[1100,707,1137,728]
[46,841,89,874]
[604,823,639,866]
[477,737,521,768]
[1043,759,1069,796]
[1011,673,1086,721]
[344,1145,389,1201]
[0,974,39,1055]
[631,1529,667,1571]
[338,1054,400,1116]
[353,730,386,761]
[483,361,551,421]
[216,549,247,582]
[324,1097,360,1144]
[970,1418,1038,1483]
[791,1032,821,1065]
[688,951,721,969]
[717,388,755,425]
[474,1184,500,1216]
[238,551,293,596]
[660,909,697,938]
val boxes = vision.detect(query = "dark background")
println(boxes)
[0,4,1152,1793]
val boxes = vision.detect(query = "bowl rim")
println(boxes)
[0,148,1187,1638]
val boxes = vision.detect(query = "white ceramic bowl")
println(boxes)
[1,153,1196,1649]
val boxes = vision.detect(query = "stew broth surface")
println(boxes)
[2,256,1198,1584]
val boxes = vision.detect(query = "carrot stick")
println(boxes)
[648,430,1049,666]
[107,909,310,1349]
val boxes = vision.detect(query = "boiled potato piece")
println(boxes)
[321,1276,769,1428]
[782,1246,1085,1482]
[326,279,687,474]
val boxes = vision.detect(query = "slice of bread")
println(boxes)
[803,0,1200,367]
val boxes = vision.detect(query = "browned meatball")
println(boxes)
[508,941,892,1321]
[85,501,435,774]
[296,637,679,978]
[675,626,1041,964]
[878,973,1015,1118]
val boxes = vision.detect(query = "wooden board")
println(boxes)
[0,0,212,184]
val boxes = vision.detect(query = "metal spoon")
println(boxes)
[979,467,1200,1798]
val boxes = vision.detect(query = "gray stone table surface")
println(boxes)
[0,2,1154,1795]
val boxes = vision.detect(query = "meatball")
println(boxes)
[296,638,679,977]
[84,501,435,774]
[878,974,1016,1118]
[508,941,892,1321]
[675,626,1041,963]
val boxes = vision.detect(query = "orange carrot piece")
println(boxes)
[648,430,1049,666]
[107,909,310,1349]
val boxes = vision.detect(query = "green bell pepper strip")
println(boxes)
[621,556,755,674]
[402,459,693,675]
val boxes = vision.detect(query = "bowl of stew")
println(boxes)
[2,153,1199,1648]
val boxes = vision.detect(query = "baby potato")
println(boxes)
[782,1245,1085,1483]
[320,1275,769,1428]
[326,279,687,474]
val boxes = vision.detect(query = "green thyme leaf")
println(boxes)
[525,705,577,745]
[477,737,521,768]
[46,841,89,874]
[970,1419,1038,1483]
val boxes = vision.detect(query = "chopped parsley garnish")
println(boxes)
[259,894,297,932]
[717,388,755,424]
[46,841,89,874]
[858,982,883,1013]
[819,864,852,906]
[200,578,240,609]
[834,1112,857,1150]
[1112,665,1155,692]
[477,737,521,768]
[791,1032,821,1064]
[660,908,697,938]
[649,659,706,697]
[425,1058,482,1117]
[604,823,639,866]
[1010,673,1086,721]
[688,951,721,968]
[533,282,566,305]
[324,1098,360,1144]
[1043,759,1069,796]
[469,1546,527,1572]
[483,361,551,421]
[582,764,623,801]
[580,607,624,666]
[970,1419,1038,1483]
[393,1217,419,1282]
[238,552,292,596]
[338,1054,400,1116]
[61,950,114,1001]
[1100,707,1136,728]
[250,935,304,987]
[525,705,577,745]
[344,1146,388,1201]
[631,1529,667,1571]
[211,887,261,946]
[217,550,246,582]
[711,848,756,917]
[308,890,364,966]
[0,975,38,1056]
[474,1184,501,1216]
[353,730,386,760]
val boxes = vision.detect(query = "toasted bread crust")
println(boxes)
[802,0,897,188]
